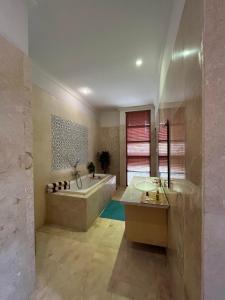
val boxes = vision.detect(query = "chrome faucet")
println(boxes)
[74,158,80,177]
[73,158,82,189]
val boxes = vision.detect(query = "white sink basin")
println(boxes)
[135,180,157,193]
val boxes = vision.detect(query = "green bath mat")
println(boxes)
[100,200,125,221]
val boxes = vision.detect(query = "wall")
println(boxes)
[32,66,99,229]
[158,0,203,298]
[0,0,28,54]
[159,0,185,100]
[0,1,35,299]
[0,34,35,300]
[98,111,120,185]
[203,1,225,299]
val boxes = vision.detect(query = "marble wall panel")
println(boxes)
[203,1,225,298]
[158,0,203,298]
[32,85,99,229]
[98,127,120,185]
[0,35,35,300]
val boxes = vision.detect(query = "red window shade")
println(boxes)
[158,142,168,156]
[126,110,151,185]
[158,122,185,179]
[127,157,150,172]
[127,127,150,142]
[126,110,150,127]
[158,124,168,178]
[127,143,150,156]
[170,142,185,156]
[158,126,167,141]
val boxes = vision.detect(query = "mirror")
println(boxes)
[158,119,170,188]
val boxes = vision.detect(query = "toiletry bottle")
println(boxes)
[156,190,160,201]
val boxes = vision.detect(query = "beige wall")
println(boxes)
[203,1,225,299]
[98,127,120,185]
[0,35,35,300]
[158,0,203,298]
[98,111,120,185]
[32,84,99,229]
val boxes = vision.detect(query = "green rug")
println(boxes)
[100,200,125,221]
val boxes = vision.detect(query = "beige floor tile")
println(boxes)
[112,187,126,201]
[31,216,170,300]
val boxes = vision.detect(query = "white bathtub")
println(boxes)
[64,174,110,195]
[46,174,116,231]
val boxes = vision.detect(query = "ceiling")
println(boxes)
[29,0,173,109]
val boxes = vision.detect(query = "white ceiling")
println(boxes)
[29,0,173,109]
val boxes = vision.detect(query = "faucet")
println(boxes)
[73,158,82,189]
[74,158,80,177]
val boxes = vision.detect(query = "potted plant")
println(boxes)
[97,151,110,174]
[87,161,96,178]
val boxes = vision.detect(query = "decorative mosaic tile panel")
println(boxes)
[51,115,88,169]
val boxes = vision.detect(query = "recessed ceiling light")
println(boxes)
[136,58,143,67]
[78,87,92,95]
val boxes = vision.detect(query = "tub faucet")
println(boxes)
[73,158,82,189]
[74,159,80,177]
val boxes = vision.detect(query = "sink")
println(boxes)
[135,180,157,193]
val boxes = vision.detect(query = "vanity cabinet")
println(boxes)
[124,205,168,247]
[121,176,169,247]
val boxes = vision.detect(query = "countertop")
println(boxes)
[120,176,169,209]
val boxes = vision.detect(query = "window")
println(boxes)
[158,123,168,179]
[126,110,151,185]
[158,122,185,180]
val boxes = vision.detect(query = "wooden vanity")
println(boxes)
[121,177,169,247]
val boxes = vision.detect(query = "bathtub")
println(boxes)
[64,174,110,195]
[46,174,116,231]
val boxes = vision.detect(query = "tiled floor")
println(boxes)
[113,187,126,201]
[31,188,171,300]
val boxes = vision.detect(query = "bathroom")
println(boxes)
[0,0,225,300]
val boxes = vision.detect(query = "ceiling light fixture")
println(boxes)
[136,58,143,67]
[78,87,92,95]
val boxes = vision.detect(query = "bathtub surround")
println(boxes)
[51,115,88,170]
[46,175,116,231]
[0,34,35,300]
[158,0,203,298]
[32,70,99,229]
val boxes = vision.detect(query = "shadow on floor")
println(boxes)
[31,220,171,300]
[108,236,171,300]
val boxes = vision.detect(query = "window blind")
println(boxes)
[158,122,185,179]
[126,110,151,185]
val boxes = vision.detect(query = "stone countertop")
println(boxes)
[120,176,169,209]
